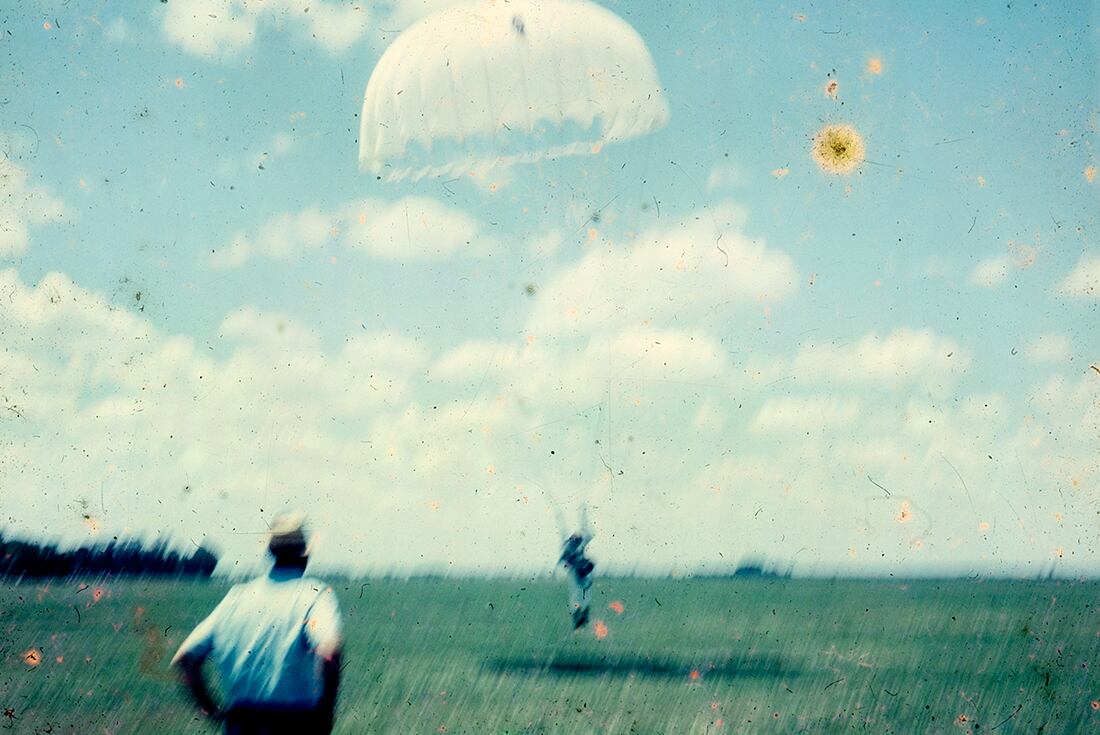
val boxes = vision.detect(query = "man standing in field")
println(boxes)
[171,511,343,734]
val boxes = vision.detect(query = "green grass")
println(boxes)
[1,577,1097,733]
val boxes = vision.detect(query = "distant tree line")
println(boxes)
[0,531,218,579]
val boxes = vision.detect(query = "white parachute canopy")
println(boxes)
[359,0,669,181]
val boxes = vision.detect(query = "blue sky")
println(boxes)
[0,0,1097,576]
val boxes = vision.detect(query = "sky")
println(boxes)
[0,0,1097,577]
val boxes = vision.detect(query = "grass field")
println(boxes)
[0,576,1097,733]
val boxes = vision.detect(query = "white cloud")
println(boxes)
[382,0,469,30]
[792,328,968,388]
[1056,254,1100,298]
[206,206,333,268]
[205,197,488,267]
[0,159,65,257]
[969,254,1010,288]
[528,205,797,336]
[160,0,370,60]
[342,197,483,260]
[161,0,258,59]
[1023,333,1070,364]
[103,17,131,42]
[0,252,1094,575]
[751,395,861,434]
[706,162,749,191]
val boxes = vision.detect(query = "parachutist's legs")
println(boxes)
[568,573,592,629]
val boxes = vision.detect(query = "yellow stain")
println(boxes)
[866,58,883,75]
[771,167,790,178]
[812,124,865,174]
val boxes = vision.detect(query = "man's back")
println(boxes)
[176,569,342,709]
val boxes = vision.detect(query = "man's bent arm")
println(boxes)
[173,652,222,720]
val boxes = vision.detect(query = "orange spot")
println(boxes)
[587,228,598,241]
[824,79,839,99]
[866,58,883,75]
[1086,166,1097,183]
[771,167,790,178]
[609,600,625,614]
[55,656,64,664]
[978,521,990,532]
[42,21,52,30]
[429,500,441,511]
[977,175,986,187]
[174,78,185,88]
[486,465,495,475]
[83,517,99,534]
[590,142,603,155]
[711,701,720,711]
[23,649,41,666]
[715,719,724,728]
[792,13,806,22]
[92,587,105,603]
[1091,700,1099,710]
[689,669,701,681]
[956,714,969,724]
[895,501,912,523]
[594,620,608,639]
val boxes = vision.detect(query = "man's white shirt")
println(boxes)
[174,569,342,708]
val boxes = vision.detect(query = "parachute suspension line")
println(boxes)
[527,476,569,539]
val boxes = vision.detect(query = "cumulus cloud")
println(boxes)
[791,328,967,389]
[1056,254,1100,298]
[969,255,1011,288]
[342,197,484,260]
[751,395,861,433]
[970,238,1040,289]
[0,159,65,257]
[1023,333,1070,364]
[528,206,798,336]
[381,0,469,30]
[205,197,488,267]
[0,262,1095,575]
[160,0,370,59]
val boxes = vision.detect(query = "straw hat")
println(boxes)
[267,510,309,558]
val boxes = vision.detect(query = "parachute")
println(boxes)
[359,0,669,181]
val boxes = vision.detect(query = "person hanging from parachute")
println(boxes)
[546,496,597,630]
[559,509,596,629]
